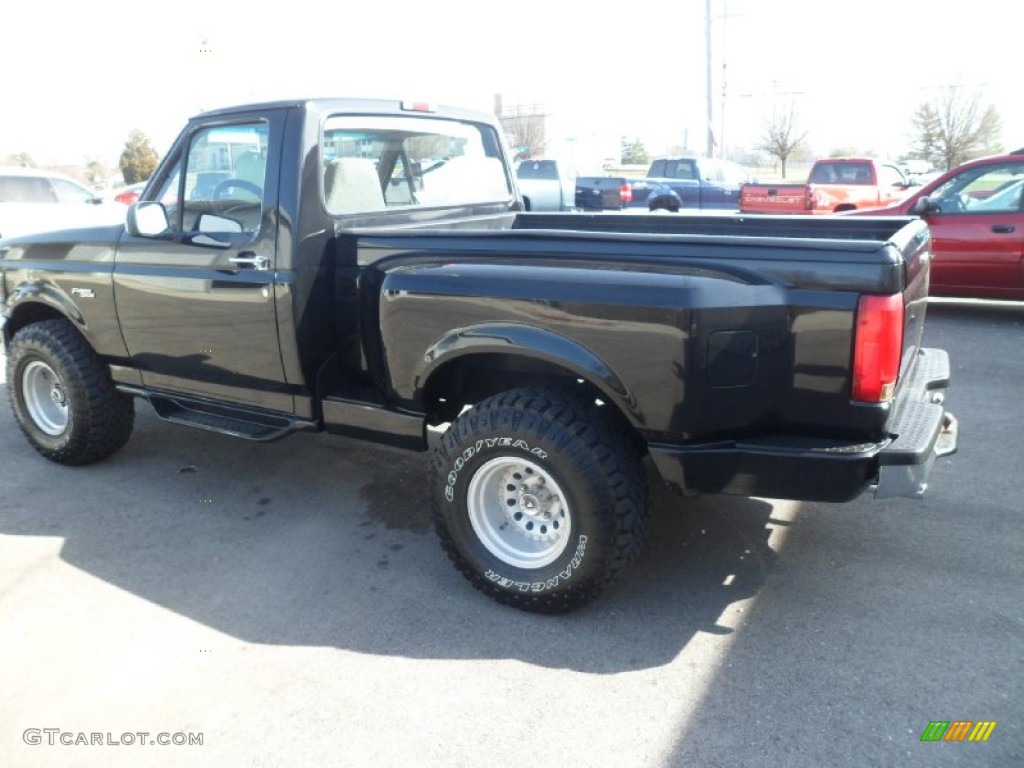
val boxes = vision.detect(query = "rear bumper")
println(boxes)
[648,347,956,503]
[874,347,957,498]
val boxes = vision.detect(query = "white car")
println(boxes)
[0,167,127,240]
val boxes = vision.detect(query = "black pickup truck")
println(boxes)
[1,98,956,613]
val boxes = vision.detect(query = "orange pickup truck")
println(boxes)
[739,158,912,214]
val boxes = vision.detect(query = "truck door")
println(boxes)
[662,159,700,208]
[112,109,293,412]
[696,160,730,208]
[922,160,1024,299]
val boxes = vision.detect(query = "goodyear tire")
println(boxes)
[431,387,649,613]
[7,319,134,465]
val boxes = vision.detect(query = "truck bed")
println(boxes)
[350,212,926,294]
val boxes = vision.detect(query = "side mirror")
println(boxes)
[910,196,939,216]
[126,201,170,237]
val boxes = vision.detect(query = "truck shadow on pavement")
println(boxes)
[0,407,781,674]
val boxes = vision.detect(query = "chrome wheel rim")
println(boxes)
[22,360,69,436]
[467,456,571,569]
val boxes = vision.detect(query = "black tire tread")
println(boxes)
[431,387,649,613]
[7,319,134,465]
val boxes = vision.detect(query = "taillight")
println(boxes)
[852,294,904,402]
[620,183,632,204]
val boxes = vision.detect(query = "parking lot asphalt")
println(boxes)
[1,299,1021,768]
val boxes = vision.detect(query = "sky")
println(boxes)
[2,0,1020,173]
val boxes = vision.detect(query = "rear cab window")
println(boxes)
[665,160,698,180]
[810,162,874,184]
[516,161,559,180]
[321,115,512,214]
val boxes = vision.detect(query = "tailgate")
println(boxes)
[575,177,627,210]
[739,184,808,213]
[897,221,932,386]
[875,219,957,498]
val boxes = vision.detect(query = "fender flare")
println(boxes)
[419,323,642,424]
[3,282,87,344]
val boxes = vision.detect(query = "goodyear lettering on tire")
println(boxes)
[445,438,549,502]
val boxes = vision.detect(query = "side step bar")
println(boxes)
[143,393,317,442]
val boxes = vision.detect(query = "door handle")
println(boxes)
[991,224,1015,233]
[228,253,270,270]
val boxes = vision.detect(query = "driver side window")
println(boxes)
[930,163,1024,214]
[178,122,268,238]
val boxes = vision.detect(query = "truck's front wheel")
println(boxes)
[431,387,649,613]
[7,319,134,465]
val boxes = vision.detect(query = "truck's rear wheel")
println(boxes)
[7,319,134,465]
[431,387,649,613]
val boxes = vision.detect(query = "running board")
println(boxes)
[146,394,315,442]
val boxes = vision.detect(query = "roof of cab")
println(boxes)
[193,98,497,126]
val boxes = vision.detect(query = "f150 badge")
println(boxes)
[71,288,95,298]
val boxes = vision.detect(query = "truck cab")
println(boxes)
[644,157,750,211]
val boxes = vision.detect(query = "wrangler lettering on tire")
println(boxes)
[430,387,649,613]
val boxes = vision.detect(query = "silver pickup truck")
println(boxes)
[515,159,576,211]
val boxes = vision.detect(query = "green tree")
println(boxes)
[621,137,650,165]
[119,130,159,184]
[909,87,1002,171]
[4,152,35,167]
[755,103,807,179]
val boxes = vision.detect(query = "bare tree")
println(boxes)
[909,86,1002,171]
[498,104,547,161]
[4,152,35,168]
[84,157,108,186]
[755,104,807,179]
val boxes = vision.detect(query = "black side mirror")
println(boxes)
[910,196,939,216]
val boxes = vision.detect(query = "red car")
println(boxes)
[855,151,1024,300]
[113,182,146,205]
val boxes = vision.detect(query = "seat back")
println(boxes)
[235,150,266,187]
[417,156,508,204]
[325,158,385,213]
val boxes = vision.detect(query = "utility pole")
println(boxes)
[720,0,728,158]
[705,0,714,158]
